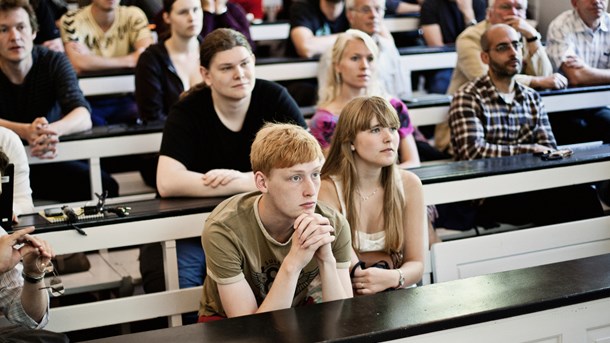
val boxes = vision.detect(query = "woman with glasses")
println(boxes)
[318,96,425,295]
[311,29,420,168]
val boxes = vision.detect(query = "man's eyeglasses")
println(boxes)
[349,5,385,14]
[37,259,65,297]
[489,40,523,53]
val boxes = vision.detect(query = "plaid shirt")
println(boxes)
[449,74,557,160]
[0,229,49,329]
[546,9,610,71]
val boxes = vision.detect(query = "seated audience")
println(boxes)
[198,123,352,321]
[140,28,306,324]
[319,96,425,295]
[420,0,487,94]
[442,24,602,229]
[60,0,153,125]
[0,0,117,202]
[436,0,567,154]
[318,0,409,100]
[545,0,610,145]
[311,29,420,168]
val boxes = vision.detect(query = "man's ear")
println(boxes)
[254,171,269,193]
[481,51,490,66]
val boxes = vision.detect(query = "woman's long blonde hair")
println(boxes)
[321,96,405,254]
[317,29,383,108]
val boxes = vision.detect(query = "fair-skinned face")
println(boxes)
[481,26,523,78]
[353,118,399,168]
[335,39,375,91]
[347,0,385,35]
[572,0,608,27]
[201,46,255,102]
[0,8,35,66]
[488,0,527,24]
[257,159,323,222]
[91,0,119,12]
[164,0,203,39]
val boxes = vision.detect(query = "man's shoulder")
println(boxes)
[62,4,90,22]
[207,192,259,228]
[315,201,346,228]
[117,5,148,19]
[549,9,576,28]
[32,45,69,69]
[457,20,486,43]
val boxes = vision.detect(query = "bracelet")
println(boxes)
[22,271,45,284]
[395,268,405,289]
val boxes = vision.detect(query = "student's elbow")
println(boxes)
[156,176,174,198]
[295,43,315,58]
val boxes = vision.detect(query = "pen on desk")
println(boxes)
[71,223,87,236]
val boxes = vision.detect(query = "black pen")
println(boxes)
[71,223,87,236]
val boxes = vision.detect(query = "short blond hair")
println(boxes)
[251,123,323,176]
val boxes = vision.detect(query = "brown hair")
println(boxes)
[321,96,404,254]
[251,123,323,176]
[0,0,38,33]
[200,28,252,69]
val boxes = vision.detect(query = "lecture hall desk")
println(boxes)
[82,253,610,343]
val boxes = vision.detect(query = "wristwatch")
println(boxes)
[22,271,44,284]
[526,32,541,43]
[466,19,477,27]
[396,269,405,289]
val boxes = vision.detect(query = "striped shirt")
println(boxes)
[0,229,49,328]
[449,75,557,160]
[546,9,610,71]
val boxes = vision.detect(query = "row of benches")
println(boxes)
[22,144,610,333]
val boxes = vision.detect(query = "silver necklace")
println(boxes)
[357,187,378,201]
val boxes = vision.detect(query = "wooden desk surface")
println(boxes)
[82,253,610,342]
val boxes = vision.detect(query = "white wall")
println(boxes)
[536,0,573,39]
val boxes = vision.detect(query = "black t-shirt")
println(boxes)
[160,79,307,173]
[286,0,349,57]
[0,46,90,124]
[420,0,486,44]
[33,0,61,44]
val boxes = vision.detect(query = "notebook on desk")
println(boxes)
[0,164,14,230]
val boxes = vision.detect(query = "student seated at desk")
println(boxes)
[198,123,352,321]
[0,0,118,202]
[441,24,602,229]
[319,96,425,294]
[141,28,306,324]
[59,0,153,125]
[136,0,203,123]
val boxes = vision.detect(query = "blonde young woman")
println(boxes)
[310,29,420,168]
[319,96,426,295]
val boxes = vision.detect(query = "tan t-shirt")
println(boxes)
[60,5,151,57]
[199,191,352,317]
